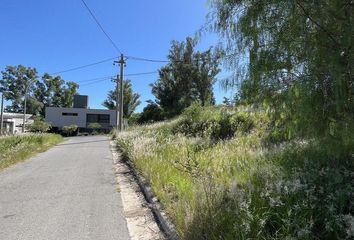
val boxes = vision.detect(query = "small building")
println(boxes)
[45,95,118,132]
[1,113,33,134]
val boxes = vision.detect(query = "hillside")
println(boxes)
[113,104,354,239]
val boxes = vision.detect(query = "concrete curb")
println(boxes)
[115,143,179,240]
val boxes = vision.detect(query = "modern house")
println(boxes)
[1,113,33,134]
[45,95,118,132]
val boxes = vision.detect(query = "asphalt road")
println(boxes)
[0,136,130,240]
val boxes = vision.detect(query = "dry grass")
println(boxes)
[0,134,63,171]
[115,105,354,239]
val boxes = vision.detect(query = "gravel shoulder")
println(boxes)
[111,141,164,240]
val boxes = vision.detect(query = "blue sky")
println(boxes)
[0,0,232,112]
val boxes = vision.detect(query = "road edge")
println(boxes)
[110,141,179,240]
[110,141,164,240]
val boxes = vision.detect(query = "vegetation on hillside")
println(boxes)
[114,2,353,239]
[136,37,221,123]
[0,134,62,170]
[114,104,354,239]
[209,0,353,140]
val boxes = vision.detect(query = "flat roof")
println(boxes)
[2,113,32,118]
[45,107,116,111]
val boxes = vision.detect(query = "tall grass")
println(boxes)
[0,134,63,170]
[115,104,354,239]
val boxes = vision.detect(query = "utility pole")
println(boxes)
[0,93,4,136]
[114,54,125,131]
[22,87,27,133]
[114,75,119,129]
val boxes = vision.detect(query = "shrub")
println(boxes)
[62,125,78,136]
[27,118,51,133]
[138,102,164,123]
[174,103,257,140]
[128,113,141,125]
[88,122,101,129]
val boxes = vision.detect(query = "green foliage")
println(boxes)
[88,122,101,129]
[0,134,62,170]
[37,74,79,110]
[0,65,38,113]
[102,79,141,118]
[1,66,79,116]
[174,102,256,140]
[137,101,165,123]
[26,117,51,133]
[209,0,354,140]
[115,106,354,239]
[110,128,119,140]
[128,113,141,125]
[62,125,78,136]
[152,37,220,118]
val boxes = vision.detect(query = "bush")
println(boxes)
[128,113,141,125]
[138,102,164,123]
[88,122,101,129]
[174,103,256,140]
[27,118,51,133]
[62,125,78,136]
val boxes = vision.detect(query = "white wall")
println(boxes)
[2,113,33,134]
[45,107,117,129]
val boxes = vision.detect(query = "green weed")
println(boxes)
[0,134,63,170]
[115,105,354,239]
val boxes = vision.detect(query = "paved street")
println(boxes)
[0,136,130,240]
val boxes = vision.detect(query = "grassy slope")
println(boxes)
[114,105,354,240]
[0,134,63,170]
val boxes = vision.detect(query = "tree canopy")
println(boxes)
[1,65,79,116]
[209,0,354,139]
[151,37,220,118]
[102,79,141,118]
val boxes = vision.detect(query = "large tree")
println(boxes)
[1,65,79,116]
[209,0,354,139]
[0,65,38,113]
[151,37,220,117]
[102,79,141,118]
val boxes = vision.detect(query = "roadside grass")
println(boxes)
[114,104,354,239]
[0,134,63,171]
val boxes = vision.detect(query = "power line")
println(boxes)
[127,56,171,63]
[76,75,114,83]
[80,0,122,54]
[126,71,158,76]
[80,78,110,87]
[47,53,239,78]
[51,57,117,75]
[78,71,158,87]
[126,53,240,64]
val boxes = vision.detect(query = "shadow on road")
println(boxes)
[56,139,109,147]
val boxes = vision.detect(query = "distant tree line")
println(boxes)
[0,65,79,116]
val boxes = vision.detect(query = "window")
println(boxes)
[86,114,110,124]
[62,112,78,116]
